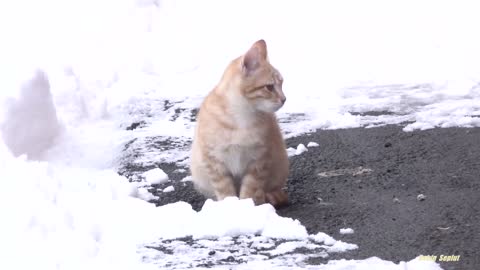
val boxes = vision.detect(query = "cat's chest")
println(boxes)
[222,145,260,178]
[217,129,266,177]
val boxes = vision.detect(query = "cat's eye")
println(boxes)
[265,84,275,92]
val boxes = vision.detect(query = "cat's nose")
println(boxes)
[281,97,286,104]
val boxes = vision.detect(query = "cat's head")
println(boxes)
[232,40,287,113]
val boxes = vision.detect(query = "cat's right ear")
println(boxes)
[242,40,267,75]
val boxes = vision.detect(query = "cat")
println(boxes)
[190,39,289,208]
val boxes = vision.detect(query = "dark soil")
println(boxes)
[121,124,480,270]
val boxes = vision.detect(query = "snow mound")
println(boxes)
[1,70,61,160]
[192,197,308,240]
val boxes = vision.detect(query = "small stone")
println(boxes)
[417,194,427,201]
[208,250,216,256]
[393,197,401,203]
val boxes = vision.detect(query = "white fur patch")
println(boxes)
[256,99,282,113]
[223,145,254,178]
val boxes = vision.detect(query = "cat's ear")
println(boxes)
[242,39,268,74]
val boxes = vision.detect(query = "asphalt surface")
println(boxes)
[282,125,480,270]
[120,123,480,269]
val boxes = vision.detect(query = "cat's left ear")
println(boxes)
[242,39,268,75]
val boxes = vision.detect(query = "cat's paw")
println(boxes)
[266,189,289,209]
[239,187,266,206]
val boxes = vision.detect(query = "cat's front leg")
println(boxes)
[239,174,266,205]
[210,173,237,201]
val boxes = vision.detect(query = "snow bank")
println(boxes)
[0,149,150,270]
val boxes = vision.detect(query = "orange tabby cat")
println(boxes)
[190,39,289,208]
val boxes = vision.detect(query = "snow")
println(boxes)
[0,152,148,270]
[181,175,193,182]
[136,187,159,201]
[192,197,307,240]
[307,142,319,147]
[162,185,174,192]
[286,147,296,157]
[3,0,478,268]
[287,144,309,157]
[267,241,313,256]
[295,144,309,155]
[310,232,338,246]
[1,70,61,160]
[142,168,169,185]
[340,228,355,235]
[325,241,359,253]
